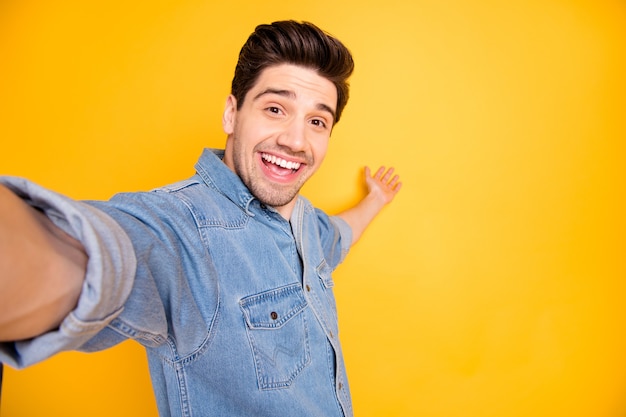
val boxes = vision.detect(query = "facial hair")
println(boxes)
[230,134,313,209]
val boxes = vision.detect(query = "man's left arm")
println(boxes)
[337,166,402,245]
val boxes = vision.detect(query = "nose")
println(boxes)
[276,119,306,152]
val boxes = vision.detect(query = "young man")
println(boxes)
[0,21,401,416]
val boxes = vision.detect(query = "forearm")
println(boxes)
[337,192,386,245]
[0,184,87,341]
[337,166,402,246]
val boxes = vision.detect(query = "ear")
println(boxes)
[222,95,237,135]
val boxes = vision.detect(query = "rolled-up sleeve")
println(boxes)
[0,177,136,368]
[313,207,352,270]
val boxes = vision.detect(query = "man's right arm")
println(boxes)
[0,184,87,341]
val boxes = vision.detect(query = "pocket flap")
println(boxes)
[240,283,308,329]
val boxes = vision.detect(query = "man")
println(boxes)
[0,20,401,416]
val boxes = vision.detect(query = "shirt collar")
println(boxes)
[194,148,257,215]
[194,148,304,219]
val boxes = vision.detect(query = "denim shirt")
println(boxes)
[0,149,354,417]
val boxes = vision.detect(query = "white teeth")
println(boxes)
[262,153,301,170]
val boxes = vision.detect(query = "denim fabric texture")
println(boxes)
[0,148,353,417]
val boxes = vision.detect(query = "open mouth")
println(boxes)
[261,152,302,174]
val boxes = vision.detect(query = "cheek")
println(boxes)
[238,119,275,147]
[311,138,330,164]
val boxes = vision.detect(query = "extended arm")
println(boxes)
[0,184,87,341]
[337,166,402,245]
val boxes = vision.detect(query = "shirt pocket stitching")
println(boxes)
[240,283,311,390]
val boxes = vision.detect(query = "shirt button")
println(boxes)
[305,285,311,292]
[329,331,334,339]
[338,382,343,390]
[270,312,278,320]
[260,203,267,210]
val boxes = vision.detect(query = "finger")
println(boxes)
[374,166,386,179]
[382,167,395,182]
[389,174,400,187]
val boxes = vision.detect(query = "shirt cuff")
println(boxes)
[330,215,353,262]
[0,177,136,368]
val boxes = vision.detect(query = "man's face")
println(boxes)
[223,64,337,218]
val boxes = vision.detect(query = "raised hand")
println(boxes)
[337,165,402,245]
[364,166,402,206]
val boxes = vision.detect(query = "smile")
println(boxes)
[261,153,302,171]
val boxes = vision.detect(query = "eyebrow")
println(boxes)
[253,88,336,121]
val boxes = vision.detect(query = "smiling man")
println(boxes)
[222,64,336,217]
[0,21,401,417]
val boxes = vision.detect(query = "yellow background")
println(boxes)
[1,1,626,416]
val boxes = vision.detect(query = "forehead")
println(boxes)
[248,64,337,113]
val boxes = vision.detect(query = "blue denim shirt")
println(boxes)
[0,149,354,417]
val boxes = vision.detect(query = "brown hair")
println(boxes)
[231,20,355,123]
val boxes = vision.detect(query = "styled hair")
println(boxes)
[231,20,355,123]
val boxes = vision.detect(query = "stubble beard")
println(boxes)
[232,139,309,209]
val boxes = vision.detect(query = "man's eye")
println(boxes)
[267,107,281,114]
[311,119,327,129]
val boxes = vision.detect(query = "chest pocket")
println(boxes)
[240,283,311,390]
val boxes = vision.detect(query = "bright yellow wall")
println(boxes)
[2,1,625,416]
